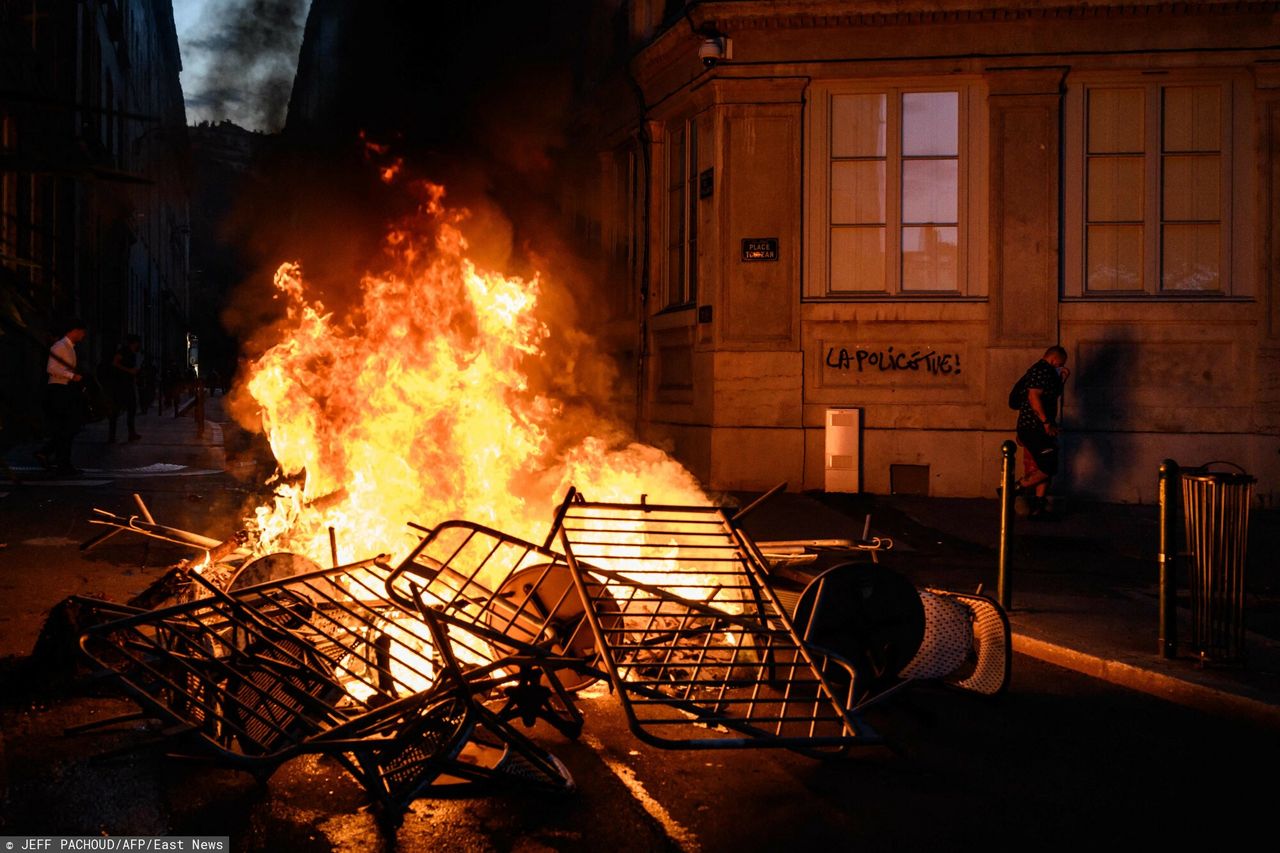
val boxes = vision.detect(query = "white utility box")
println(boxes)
[824,407,861,493]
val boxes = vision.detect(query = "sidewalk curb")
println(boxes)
[1012,633,1280,728]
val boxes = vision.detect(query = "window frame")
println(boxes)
[662,117,699,311]
[804,77,987,301]
[1063,70,1251,300]
[598,141,640,320]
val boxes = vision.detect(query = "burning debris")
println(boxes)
[43,181,1007,830]
[77,174,707,606]
[81,494,252,609]
[63,487,1007,829]
[238,182,708,566]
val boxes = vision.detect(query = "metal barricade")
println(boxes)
[550,488,876,755]
[1180,465,1255,662]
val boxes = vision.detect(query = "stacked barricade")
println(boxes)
[74,487,1011,826]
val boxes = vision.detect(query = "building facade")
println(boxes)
[585,0,1280,504]
[1,0,189,379]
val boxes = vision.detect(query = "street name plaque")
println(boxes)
[741,237,778,261]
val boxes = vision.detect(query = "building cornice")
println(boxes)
[1255,60,1280,87]
[687,0,1280,32]
[629,1,1280,114]
[630,1,1280,113]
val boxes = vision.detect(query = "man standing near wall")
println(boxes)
[39,319,88,476]
[1012,345,1070,517]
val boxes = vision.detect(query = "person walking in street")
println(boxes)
[1009,345,1070,517]
[106,334,143,443]
[39,318,88,476]
[138,357,157,414]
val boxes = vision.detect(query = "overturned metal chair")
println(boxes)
[789,563,1011,705]
[384,520,613,738]
[77,555,572,824]
[899,589,1010,694]
[549,488,876,755]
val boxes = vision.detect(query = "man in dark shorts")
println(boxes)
[1013,345,1069,517]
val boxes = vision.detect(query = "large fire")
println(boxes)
[241,182,707,565]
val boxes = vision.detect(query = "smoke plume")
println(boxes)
[182,0,309,131]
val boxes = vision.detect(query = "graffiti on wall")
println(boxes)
[825,346,962,377]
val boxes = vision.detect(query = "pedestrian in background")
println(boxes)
[106,334,143,443]
[39,318,88,476]
[1009,345,1070,517]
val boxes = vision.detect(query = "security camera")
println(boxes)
[698,36,732,67]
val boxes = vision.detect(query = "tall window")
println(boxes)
[664,119,698,309]
[600,143,638,318]
[807,83,980,298]
[1067,78,1237,296]
[1,113,15,269]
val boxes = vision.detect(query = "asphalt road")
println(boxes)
[2,475,1276,850]
[2,654,1274,850]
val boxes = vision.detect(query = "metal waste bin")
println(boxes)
[1180,467,1255,662]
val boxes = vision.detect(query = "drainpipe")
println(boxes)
[1158,459,1179,658]
[625,67,652,436]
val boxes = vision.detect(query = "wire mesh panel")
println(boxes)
[80,556,575,823]
[305,603,576,820]
[328,688,572,816]
[79,557,440,765]
[386,521,607,697]
[551,491,874,753]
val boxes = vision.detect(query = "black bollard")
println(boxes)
[998,440,1017,610]
[1158,459,1179,658]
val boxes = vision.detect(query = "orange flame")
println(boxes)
[243,183,707,564]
